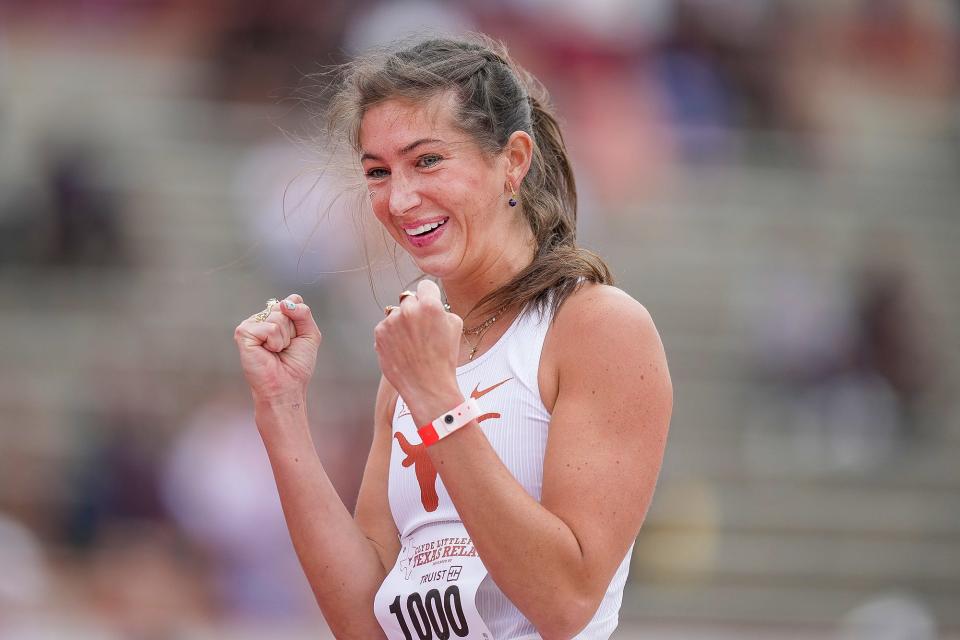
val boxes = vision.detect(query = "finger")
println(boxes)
[446,311,464,333]
[373,321,387,351]
[279,300,322,343]
[235,319,263,347]
[416,279,443,310]
[239,320,286,352]
[398,291,417,311]
[264,309,295,345]
[284,293,304,304]
[264,322,288,352]
[246,308,269,324]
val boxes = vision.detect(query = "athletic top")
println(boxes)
[373,301,634,639]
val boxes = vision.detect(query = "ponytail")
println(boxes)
[472,69,613,320]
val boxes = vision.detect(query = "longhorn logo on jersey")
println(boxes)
[395,378,512,511]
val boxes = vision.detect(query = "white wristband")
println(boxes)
[417,398,482,446]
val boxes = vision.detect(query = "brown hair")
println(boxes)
[322,34,612,319]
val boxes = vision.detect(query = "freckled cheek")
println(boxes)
[367,187,389,215]
[367,193,397,235]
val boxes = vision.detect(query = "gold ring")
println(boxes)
[254,298,280,322]
[398,290,417,304]
[384,305,399,316]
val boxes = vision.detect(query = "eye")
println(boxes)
[417,154,443,168]
[365,167,389,180]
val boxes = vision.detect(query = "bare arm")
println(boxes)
[377,283,672,638]
[236,296,399,638]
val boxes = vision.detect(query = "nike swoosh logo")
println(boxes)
[471,377,512,399]
[397,377,512,419]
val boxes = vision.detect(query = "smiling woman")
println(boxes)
[234,34,672,640]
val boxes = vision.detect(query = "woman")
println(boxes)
[234,36,672,639]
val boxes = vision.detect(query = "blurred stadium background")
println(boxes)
[1,1,958,638]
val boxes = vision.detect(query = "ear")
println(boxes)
[503,130,533,189]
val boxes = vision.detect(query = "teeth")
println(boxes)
[405,219,445,236]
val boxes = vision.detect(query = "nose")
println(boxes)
[388,172,421,217]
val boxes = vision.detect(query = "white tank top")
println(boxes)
[375,303,634,639]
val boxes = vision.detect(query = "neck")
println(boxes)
[441,241,534,325]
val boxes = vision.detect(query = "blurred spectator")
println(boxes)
[206,0,352,103]
[44,142,128,267]
[0,140,128,267]
[0,185,49,265]
[745,254,936,472]
[655,0,775,158]
[61,408,167,551]
[850,259,937,432]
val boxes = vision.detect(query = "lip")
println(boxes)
[401,216,449,231]
[404,217,449,249]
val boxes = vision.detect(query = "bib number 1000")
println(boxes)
[388,586,470,640]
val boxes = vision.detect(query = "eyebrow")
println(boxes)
[360,138,444,162]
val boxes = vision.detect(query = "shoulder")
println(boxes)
[540,283,672,410]
[549,283,664,366]
[552,282,654,336]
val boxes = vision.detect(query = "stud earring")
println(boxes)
[508,182,518,207]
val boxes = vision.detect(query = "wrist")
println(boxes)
[253,393,313,450]
[405,384,466,429]
[253,390,308,416]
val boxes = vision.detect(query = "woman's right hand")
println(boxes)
[234,293,322,403]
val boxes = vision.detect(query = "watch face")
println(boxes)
[444,414,455,424]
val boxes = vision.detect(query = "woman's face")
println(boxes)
[359,93,530,282]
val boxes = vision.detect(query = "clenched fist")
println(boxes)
[234,293,322,403]
[374,280,464,422]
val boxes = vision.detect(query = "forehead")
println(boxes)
[358,93,461,155]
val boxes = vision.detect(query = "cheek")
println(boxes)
[462,178,502,224]
[368,190,392,226]
[445,173,492,215]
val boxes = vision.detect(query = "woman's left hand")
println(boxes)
[374,280,464,416]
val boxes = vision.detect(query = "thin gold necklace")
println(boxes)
[462,305,508,361]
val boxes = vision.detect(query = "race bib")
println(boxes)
[374,521,494,640]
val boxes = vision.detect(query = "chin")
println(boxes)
[405,247,464,280]
[411,257,455,279]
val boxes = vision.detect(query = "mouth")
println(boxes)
[405,218,448,237]
[403,217,449,248]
